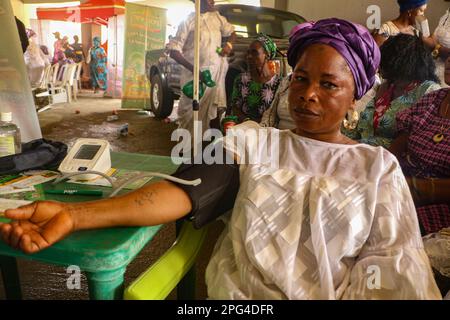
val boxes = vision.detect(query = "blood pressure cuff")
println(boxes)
[0,139,67,175]
[171,159,240,229]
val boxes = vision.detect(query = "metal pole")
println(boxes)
[193,0,201,158]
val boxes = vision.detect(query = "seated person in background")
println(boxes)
[231,33,281,123]
[260,74,296,130]
[63,41,75,61]
[0,19,441,300]
[373,0,428,47]
[54,49,74,82]
[422,8,450,88]
[24,29,49,87]
[389,56,450,236]
[40,45,52,65]
[344,34,440,148]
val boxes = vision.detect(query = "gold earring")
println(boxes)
[343,109,359,130]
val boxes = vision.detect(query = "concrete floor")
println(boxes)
[0,95,223,300]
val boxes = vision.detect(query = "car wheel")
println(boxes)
[150,73,174,119]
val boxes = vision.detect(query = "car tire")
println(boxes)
[150,73,174,119]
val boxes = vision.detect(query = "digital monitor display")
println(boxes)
[73,145,101,160]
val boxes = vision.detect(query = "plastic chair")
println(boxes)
[35,64,75,108]
[65,64,78,102]
[31,64,51,92]
[49,63,60,85]
[124,221,208,300]
[75,62,83,94]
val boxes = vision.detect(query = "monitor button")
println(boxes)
[78,167,88,171]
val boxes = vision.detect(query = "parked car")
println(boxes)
[145,4,306,118]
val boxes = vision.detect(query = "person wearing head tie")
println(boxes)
[0,18,441,300]
[373,0,429,47]
[230,33,281,123]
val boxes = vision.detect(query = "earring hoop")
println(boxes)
[343,109,359,130]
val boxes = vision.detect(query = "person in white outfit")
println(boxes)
[24,29,50,87]
[431,8,450,87]
[167,0,236,135]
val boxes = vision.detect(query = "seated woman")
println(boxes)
[260,74,294,129]
[344,34,440,148]
[231,33,281,123]
[373,0,428,47]
[0,19,441,299]
[390,55,450,236]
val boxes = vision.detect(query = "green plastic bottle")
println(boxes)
[201,70,216,88]
[182,80,206,99]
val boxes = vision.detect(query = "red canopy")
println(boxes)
[36,0,125,25]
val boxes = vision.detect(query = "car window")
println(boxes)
[218,6,305,38]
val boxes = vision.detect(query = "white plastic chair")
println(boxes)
[60,64,78,103]
[73,62,83,100]
[31,64,51,92]
[49,63,60,86]
[36,64,77,107]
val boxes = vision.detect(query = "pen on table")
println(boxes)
[44,189,103,196]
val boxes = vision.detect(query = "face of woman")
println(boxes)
[409,4,427,23]
[288,44,356,137]
[247,41,267,71]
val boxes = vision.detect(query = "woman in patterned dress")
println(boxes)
[344,34,440,148]
[390,56,450,235]
[88,37,107,92]
[231,33,281,123]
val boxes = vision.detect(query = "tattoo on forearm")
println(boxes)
[134,191,156,207]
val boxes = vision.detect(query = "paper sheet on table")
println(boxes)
[0,198,32,213]
[0,172,58,195]
[0,186,35,195]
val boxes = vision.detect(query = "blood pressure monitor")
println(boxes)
[58,138,111,180]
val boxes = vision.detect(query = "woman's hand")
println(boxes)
[0,201,76,254]
[220,42,233,57]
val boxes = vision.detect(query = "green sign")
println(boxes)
[122,3,166,109]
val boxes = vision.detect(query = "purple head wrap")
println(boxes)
[287,18,380,100]
[26,28,36,39]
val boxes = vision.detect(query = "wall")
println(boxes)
[10,0,28,25]
[287,0,449,31]
[261,0,275,8]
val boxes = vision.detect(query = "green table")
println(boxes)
[0,152,178,300]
